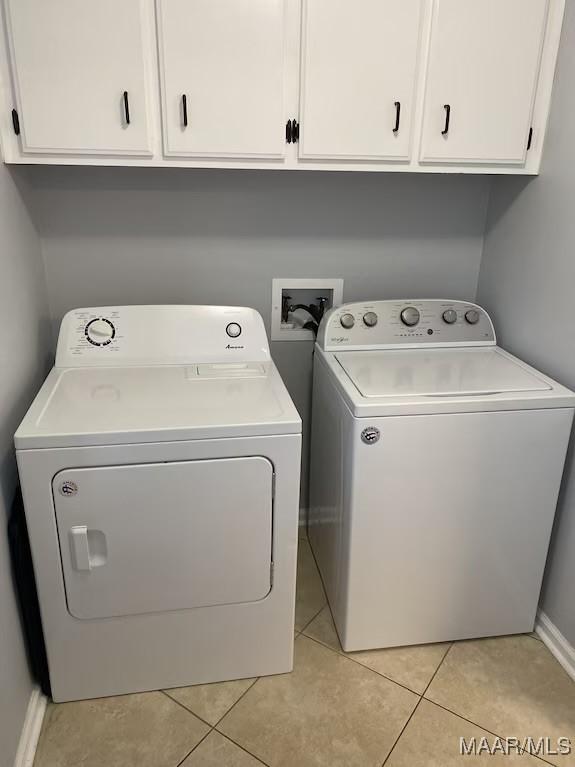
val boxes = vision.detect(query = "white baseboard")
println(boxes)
[14,686,47,767]
[535,610,575,682]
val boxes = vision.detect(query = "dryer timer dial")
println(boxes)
[85,318,115,346]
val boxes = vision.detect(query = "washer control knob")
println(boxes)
[465,309,480,325]
[363,312,378,328]
[85,318,115,346]
[400,307,420,327]
[340,313,355,330]
[226,322,242,338]
[442,309,458,325]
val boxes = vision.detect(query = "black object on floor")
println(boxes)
[8,487,51,697]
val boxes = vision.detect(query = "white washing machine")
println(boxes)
[16,305,301,702]
[309,299,575,652]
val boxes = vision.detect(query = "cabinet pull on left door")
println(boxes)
[123,90,131,125]
[442,104,451,135]
[182,94,188,128]
[393,101,401,133]
[11,108,20,135]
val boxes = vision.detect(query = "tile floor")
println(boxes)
[34,534,575,767]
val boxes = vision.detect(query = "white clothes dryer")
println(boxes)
[16,305,301,702]
[310,299,574,652]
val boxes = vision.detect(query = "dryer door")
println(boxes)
[53,457,273,620]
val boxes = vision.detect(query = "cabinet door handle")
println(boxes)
[442,104,451,135]
[292,119,299,143]
[393,101,401,134]
[286,119,292,144]
[123,91,131,125]
[182,94,188,128]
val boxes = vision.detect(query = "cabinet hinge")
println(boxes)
[527,127,533,151]
[11,108,20,136]
[285,119,300,144]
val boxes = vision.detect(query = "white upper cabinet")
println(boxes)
[4,0,154,156]
[157,0,289,159]
[299,0,423,162]
[420,0,549,166]
[0,0,565,172]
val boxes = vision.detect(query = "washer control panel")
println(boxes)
[318,300,496,351]
[56,306,271,367]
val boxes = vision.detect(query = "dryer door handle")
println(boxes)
[69,527,108,571]
[70,525,92,571]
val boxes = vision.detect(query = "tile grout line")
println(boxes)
[163,680,271,765]
[174,727,213,767]
[420,698,561,767]
[213,677,260,728]
[297,600,328,636]
[380,642,454,766]
[302,598,427,696]
[215,731,272,767]
[421,641,453,698]
[520,748,559,767]
[421,640,561,765]
[422,696,517,741]
[420,639,562,765]
[160,689,214,730]
[302,631,423,697]
[211,680,274,765]
[381,696,424,767]
[301,549,453,690]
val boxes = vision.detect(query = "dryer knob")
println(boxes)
[85,318,115,346]
[363,312,378,328]
[340,313,355,330]
[442,309,458,324]
[465,309,480,325]
[400,307,420,327]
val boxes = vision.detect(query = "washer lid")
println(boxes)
[336,348,551,398]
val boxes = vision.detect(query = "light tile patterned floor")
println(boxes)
[34,535,575,767]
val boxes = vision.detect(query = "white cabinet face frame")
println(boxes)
[3,0,157,157]
[298,0,424,163]
[156,0,296,160]
[418,0,549,166]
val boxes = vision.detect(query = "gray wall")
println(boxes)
[0,164,50,766]
[477,2,575,645]
[27,166,490,506]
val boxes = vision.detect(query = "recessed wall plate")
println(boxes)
[271,278,344,341]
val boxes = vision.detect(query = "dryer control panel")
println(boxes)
[317,300,496,351]
[56,306,271,367]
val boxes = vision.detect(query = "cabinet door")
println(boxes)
[5,0,154,156]
[157,0,289,159]
[420,0,548,165]
[299,0,423,161]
